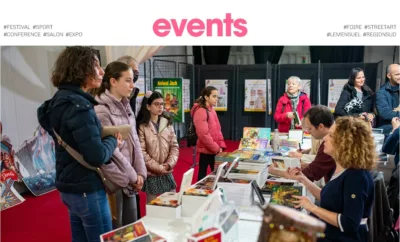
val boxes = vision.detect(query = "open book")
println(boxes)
[101,124,131,140]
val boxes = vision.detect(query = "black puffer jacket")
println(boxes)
[335,84,374,117]
[37,84,117,193]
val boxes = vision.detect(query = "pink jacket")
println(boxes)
[138,117,179,177]
[94,90,147,187]
[191,103,226,154]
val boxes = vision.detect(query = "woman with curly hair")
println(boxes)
[289,116,376,242]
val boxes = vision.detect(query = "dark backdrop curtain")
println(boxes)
[192,46,231,65]
[202,46,231,64]
[193,46,202,65]
[253,46,284,64]
[309,46,364,63]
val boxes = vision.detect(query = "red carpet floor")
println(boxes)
[1,140,239,242]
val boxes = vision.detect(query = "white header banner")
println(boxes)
[0,0,399,45]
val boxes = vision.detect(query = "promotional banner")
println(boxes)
[205,79,228,112]
[153,77,184,123]
[244,79,267,112]
[15,126,57,196]
[327,79,348,112]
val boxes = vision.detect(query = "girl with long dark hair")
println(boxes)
[190,86,226,181]
[136,91,179,203]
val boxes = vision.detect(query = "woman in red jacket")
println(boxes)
[191,86,226,181]
[274,76,312,133]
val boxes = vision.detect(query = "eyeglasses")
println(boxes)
[152,102,165,107]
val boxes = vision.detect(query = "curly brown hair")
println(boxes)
[332,116,377,170]
[51,46,99,88]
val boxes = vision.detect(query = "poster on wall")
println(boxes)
[135,77,145,96]
[267,79,272,115]
[285,79,311,97]
[15,126,57,196]
[153,77,184,123]
[205,79,228,112]
[183,79,191,113]
[327,79,347,112]
[244,79,267,112]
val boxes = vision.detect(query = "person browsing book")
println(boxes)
[191,86,226,181]
[37,46,121,242]
[290,117,375,242]
[136,91,179,203]
[92,61,147,228]
[274,76,311,133]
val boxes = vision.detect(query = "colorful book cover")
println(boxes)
[187,227,222,242]
[243,127,271,139]
[100,221,150,242]
[218,178,252,184]
[153,78,184,123]
[269,185,302,209]
[228,168,259,175]
[149,231,166,242]
[261,181,294,194]
[184,188,214,197]
[279,139,299,149]
[147,192,179,207]
[0,179,25,211]
[238,138,269,150]
[271,158,286,170]
[194,176,216,190]
[229,150,254,159]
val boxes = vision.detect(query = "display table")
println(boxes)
[140,214,262,242]
[140,189,313,241]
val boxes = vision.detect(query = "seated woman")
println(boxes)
[274,76,311,133]
[290,116,376,242]
[334,68,375,124]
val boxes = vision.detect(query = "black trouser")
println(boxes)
[136,193,141,219]
[198,153,216,182]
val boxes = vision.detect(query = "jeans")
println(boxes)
[60,189,112,242]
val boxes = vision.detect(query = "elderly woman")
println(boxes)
[274,76,311,133]
[289,116,376,242]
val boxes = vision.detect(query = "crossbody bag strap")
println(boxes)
[52,128,97,172]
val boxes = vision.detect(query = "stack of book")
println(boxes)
[216,178,254,207]
[237,159,269,171]
[146,168,194,219]
[227,167,267,188]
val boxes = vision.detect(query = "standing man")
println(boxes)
[269,105,336,184]
[376,63,400,135]
[117,55,140,115]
